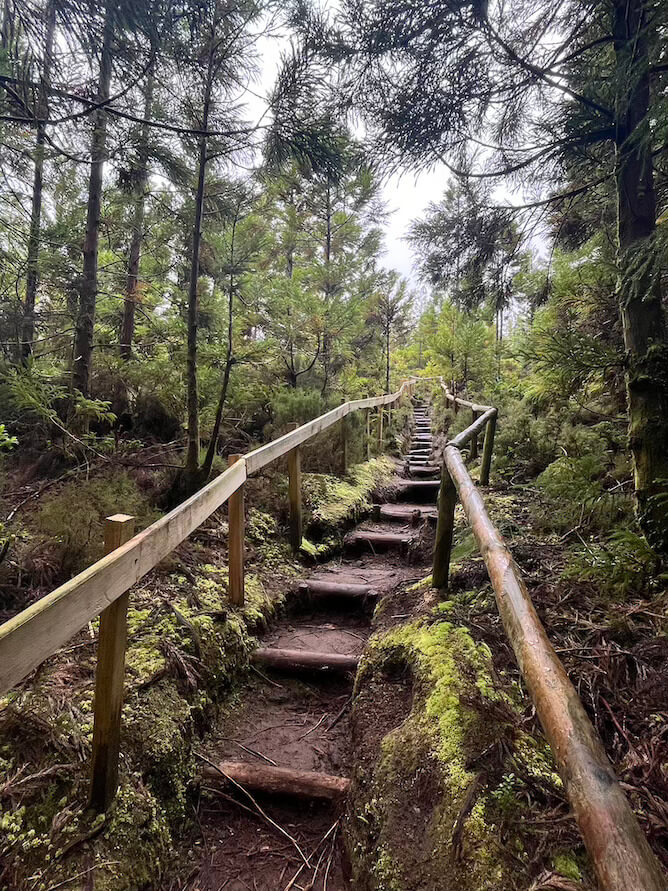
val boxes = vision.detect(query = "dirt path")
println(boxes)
[164,401,437,891]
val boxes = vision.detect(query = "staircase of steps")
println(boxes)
[177,398,440,890]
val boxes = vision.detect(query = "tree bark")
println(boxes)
[72,1,114,398]
[183,52,215,478]
[385,321,390,394]
[613,0,668,551]
[201,212,239,479]
[120,67,155,362]
[21,0,56,362]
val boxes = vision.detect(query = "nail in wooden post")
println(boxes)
[90,513,135,812]
[432,465,457,589]
[470,409,478,461]
[365,409,371,461]
[479,410,497,486]
[287,426,302,554]
[228,454,245,605]
[377,406,384,454]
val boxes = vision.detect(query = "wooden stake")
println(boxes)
[287,427,302,554]
[90,513,135,812]
[432,465,457,589]
[341,412,348,474]
[228,454,245,605]
[470,409,479,460]
[365,408,371,460]
[479,410,497,486]
[377,405,384,454]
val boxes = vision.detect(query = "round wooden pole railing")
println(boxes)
[423,377,665,891]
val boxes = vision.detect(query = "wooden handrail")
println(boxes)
[0,379,414,697]
[425,379,665,891]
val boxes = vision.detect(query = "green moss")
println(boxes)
[0,551,284,891]
[349,616,516,891]
[304,457,396,531]
[553,852,583,881]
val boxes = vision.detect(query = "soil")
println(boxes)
[162,409,438,891]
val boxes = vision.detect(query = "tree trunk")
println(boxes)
[21,0,55,362]
[202,214,238,478]
[72,1,114,398]
[613,0,668,551]
[120,67,155,361]
[183,58,214,478]
[320,181,332,397]
[385,323,390,394]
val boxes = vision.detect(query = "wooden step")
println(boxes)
[253,647,360,675]
[396,480,440,502]
[202,761,350,800]
[409,465,440,477]
[345,530,411,552]
[298,579,373,600]
[379,503,438,523]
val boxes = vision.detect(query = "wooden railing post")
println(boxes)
[365,409,371,460]
[287,426,302,554]
[480,410,497,486]
[470,409,478,461]
[341,408,348,474]
[228,454,245,605]
[432,464,457,589]
[90,513,135,812]
[377,405,384,454]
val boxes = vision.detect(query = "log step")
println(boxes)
[396,480,440,502]
[345,530,411,552]
[298,579,373,599]
[409,465,440,477]
[253,647,360,675]
[202,761,350,800]
[379,503,438,523]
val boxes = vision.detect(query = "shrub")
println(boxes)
[563,529,665,599]
[534,455,632,533]
[34,472,155,578]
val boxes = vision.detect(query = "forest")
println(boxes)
[0,0,666,890]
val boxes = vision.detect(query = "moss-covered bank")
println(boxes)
[346,579,588,890]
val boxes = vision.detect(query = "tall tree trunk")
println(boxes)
[320,182,332,397]
[183,57,214,477]
[120,66,155,361]
[385,323,390,394]
[613,0,668,551]
[21,0,55,362]
[202,215,238,478]
[72,2,114,397]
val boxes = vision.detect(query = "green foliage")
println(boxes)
[0,423,17,450]
[564,529,665,599]
[534,454,632,534]
[35,473,154,577]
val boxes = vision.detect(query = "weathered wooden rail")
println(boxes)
[0,380,414,810]
[428,378,664,891]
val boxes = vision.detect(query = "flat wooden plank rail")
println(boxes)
[428,378,664,891]
[0,379,413,810]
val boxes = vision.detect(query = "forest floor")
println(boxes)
[161,519,431,890]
